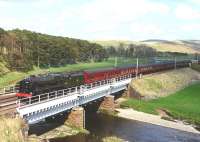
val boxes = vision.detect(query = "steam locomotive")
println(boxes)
[16,60,191,98]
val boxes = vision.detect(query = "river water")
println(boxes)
[30,112,200,142]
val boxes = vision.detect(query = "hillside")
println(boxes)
[129,68,200,99]
[93,40,200,54]
[0,28,108,72]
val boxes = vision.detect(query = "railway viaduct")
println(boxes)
[0,74,133,133]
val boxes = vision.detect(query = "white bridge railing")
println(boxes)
[16,74,132,124]
[0,85,19,95]
[17,74,132,107]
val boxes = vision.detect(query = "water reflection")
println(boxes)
[50,113,200,142]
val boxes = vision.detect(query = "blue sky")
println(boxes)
[0,0,200,40]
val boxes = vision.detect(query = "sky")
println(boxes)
[0,0,200,40]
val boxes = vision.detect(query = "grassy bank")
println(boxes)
[0,57,148,89]
[102,136,123,142]
[0,117,25,142]
[191,64,200,72]
[129,68,200,99]
[122,82,200,124]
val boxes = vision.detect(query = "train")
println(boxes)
[16,60,191,98]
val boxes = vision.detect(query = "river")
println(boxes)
[30,111,200,142]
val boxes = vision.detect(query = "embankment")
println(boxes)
[128,68,200,99]
[120,67,200,129]
[0,116,28,142]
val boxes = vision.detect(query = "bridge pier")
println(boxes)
[65,107,85,129]
[99,95,115,113]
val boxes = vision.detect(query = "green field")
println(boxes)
[0,57,149,89]
[122,82,200,124]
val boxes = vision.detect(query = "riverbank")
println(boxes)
[116,108,199,134]
[29,124,88,141]
[0,116,26,142]
[122,82,200,125]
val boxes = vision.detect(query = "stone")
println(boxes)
[65,107,85,129]
[99,95,115,112]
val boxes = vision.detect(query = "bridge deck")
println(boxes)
[16,75,132,124]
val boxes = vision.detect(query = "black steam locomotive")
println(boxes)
[17,72,83,97]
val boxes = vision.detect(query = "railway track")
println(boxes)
[0,93,17,116]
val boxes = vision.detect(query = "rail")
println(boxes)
[17,74,132,108]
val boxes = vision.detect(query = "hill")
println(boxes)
[129,68,200,99]
[92,40,200,54]
[0,28,108,72]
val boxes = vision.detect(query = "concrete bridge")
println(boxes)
[16,74,133,127]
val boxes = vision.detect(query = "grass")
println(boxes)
[0,117,25,142]
[92,40,199,54]
[191,64,200,72]
[151,42,197,54]
[102,136,123,142]
[122,82,200,124]
[0,57,148,89]
[130,68,200,99]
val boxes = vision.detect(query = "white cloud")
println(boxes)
[175,4,200,20]
[180,24,200,32]
[79,0,169,23]
[58,0,169,38]
[31,0,58,8]
[191,0,200,5]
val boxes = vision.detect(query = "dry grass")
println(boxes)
[0,116,25,142]
[102,136,124,142]
[93,40,199,54]
[151,43,198,54]
[131,68,200,99]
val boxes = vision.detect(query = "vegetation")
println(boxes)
[102,136,123,142]
[151,42,198,54]
[93,40,200,54]
[0,28,108,71]
[106,43,157,58]
[122,82,200,125]
[129,68,200,99]
[0,116,25,142]
[191,64,200,72]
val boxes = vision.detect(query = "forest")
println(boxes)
[0,28,108,71]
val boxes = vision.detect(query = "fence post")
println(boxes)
[136,58,139,79]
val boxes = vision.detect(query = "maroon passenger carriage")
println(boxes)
[83,60,190,84]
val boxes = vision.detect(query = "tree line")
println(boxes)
[106,43,157,57]
[0,28,108,71]
[105,43,191,58]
